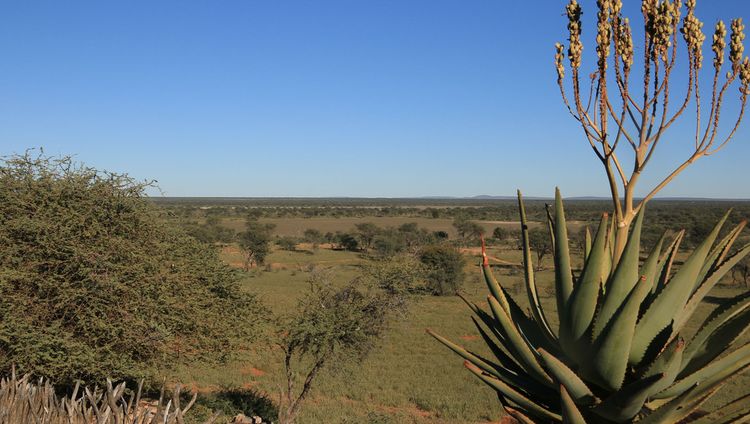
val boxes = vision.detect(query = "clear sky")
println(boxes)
[1,1,749,198]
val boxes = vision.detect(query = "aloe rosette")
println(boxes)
[429,189,750,423]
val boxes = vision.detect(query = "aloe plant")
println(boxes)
[429,189,750,423]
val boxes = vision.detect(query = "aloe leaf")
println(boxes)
[638,336,685,397]
[591,373,664,421]
[584,226,592,263]
[689,393,750,424]
[427,329,552,397]
[553,190,574,315]
[479,244,557,353]
[504,406,538,424]
[593,205,645,341]
[695,217,744,289]
[677,243,750,333]
[638,384,713,424]
[480,237,511,313]
[545,202,557,256]
[471,316,526,375]
[640,232,667,295]
[680,292,750,377]
[537,348,596,406]
[630,211,730,365]
[517,190,558,342]
[560,385,587,424]
[657,342,750,399]
[464,361,561,422]
[592,274,651,390]
[567,213,608,347]
[651,230,685,296]
[488,296,553,385]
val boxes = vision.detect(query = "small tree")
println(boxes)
[238,220,275,270]
[354,222,381,252]
[277,270,407,424]
[528,227,552,270]
[302,228,324,249]
[492,226,509,243]
[419,245,466,295]
[276,236,299,251]
[555,0,750,261]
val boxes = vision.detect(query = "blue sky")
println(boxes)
[1,1,749,198]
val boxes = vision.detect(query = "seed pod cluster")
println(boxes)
[730,18,746,72]
[596,0,612,71]
[566,0,583,69]
[555,42,566,82]
[616,18,634,72]
[680,0,705,68]
[713,20,727,70]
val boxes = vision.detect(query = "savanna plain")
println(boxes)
[158,198,750,423]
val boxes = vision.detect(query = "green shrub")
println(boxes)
[419,245,466,295]
[0,152,265,385]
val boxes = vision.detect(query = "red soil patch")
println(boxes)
[240,366,266,377]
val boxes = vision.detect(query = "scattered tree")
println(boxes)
[528,227,552,270]
[419,245,466,296]
[238,220,276,270]
[277,270,406,424]
[276,236,300,251]
[302,228,324,249]
[354,222,380,251]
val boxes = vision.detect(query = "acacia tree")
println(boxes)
[277,268,408,424]
[238,220,276,270]
[555,0,750,261]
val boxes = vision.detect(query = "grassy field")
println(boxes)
[169,235,750,423]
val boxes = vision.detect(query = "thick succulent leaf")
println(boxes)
[553,188,574,329]
[651,230,685,297]
[479,249,557,353]
[630,212,730,365]
[471,317,525,375]
[680,292,750,377]
[481,238,512,313]
[695,218,744,289]
[602,218,615,284]
[591,373,664,422]
[464,361,561,422]
[488,296,553,385]
[427,329,551,397]
[639,232,666,295]
[560,385,587,424]
[584,226,592,263]
[567,213,608,347]
[517,190,558,342]
[537,348,597,406]
[677,243,750,333]
[545,202,557,255]
[503,285,560,354]
[592,275,651,390]
[593,206,645,341]
[637,337,685,397]
[504,406,538,424]
[638,384,713,424]
[656,342,750,399]
[690,393,750,424]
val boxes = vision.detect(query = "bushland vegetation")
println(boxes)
[0,152,264,386]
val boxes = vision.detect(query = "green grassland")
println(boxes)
[168,225,750,423]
